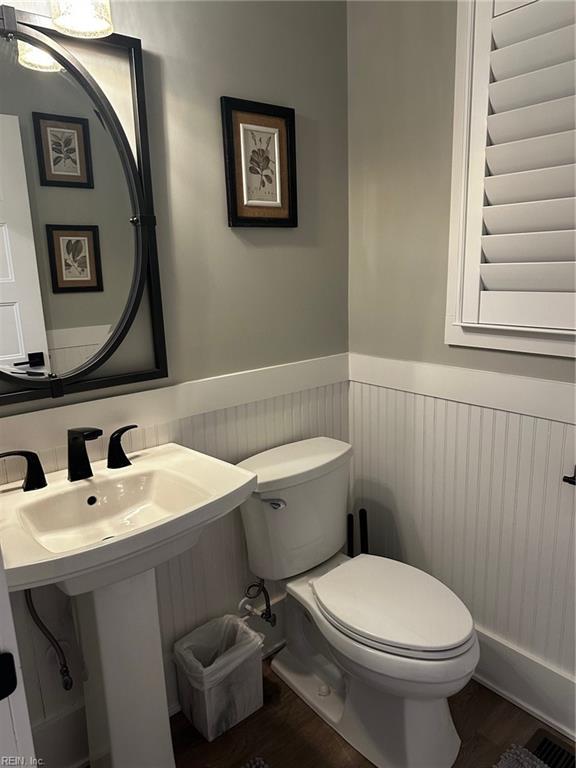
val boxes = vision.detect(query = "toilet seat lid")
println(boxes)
[311,555,474,654]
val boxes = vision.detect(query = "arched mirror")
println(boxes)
[0,8,166,403]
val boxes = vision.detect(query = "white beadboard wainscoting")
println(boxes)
[0,356,348,768]
[46,326,110,377]
[349,355,575,738]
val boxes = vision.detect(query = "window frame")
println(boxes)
[444,0,575,358]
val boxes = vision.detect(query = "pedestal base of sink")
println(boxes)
[75,569,175,768]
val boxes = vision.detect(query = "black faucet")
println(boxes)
[0,451,47,491]
[107,425,138,469]
[67,427,103,482]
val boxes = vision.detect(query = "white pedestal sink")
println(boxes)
[0,444,257,768]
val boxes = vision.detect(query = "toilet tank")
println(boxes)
[237,437,352,580]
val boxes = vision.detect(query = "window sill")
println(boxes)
[445,318,575,358]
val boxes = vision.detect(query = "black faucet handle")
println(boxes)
[107,425,138,469]
[68,427,103,442]
[0,451,47,492]
[67,427,103,482]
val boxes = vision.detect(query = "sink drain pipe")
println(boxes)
[25,589,73,691]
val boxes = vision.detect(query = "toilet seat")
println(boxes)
[311,554,475,661]
[314,602,477,660]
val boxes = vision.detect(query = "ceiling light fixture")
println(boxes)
[50,0,114,39]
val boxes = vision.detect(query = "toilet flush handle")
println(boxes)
[263,498,287,511]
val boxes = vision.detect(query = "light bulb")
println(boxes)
[17,41,62,72]
[51,0,113,39]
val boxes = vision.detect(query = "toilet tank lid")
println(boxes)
[238,437,352,492]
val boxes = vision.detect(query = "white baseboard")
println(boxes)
[32,703,88,768]
[348,353,575,424]
[31,697,181,768]
[475,626,576,739]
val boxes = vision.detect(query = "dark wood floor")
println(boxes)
[171,662,561,768]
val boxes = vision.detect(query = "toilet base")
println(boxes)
[272,647,461,768]
[272,583,464,768]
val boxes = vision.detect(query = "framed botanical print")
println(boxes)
[221,97,298,227]
[46,225,103,293]
[33,112,94,188]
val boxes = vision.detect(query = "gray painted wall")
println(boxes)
[117,0,349,382]
[347,0,574,382]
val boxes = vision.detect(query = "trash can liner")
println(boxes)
[173,615,264,741]
[173,615,263,689]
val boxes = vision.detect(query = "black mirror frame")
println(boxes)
[0,6,167,405]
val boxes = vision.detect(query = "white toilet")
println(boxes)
[239,437,479,768]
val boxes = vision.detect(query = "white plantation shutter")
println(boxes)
[460,0,576,336]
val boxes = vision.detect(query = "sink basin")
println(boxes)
[20,469,211,554]
[0,442,257,594]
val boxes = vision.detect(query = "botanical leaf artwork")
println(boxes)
[222,97,296,225]
[50,130,78,170]
[63,238,89,278]
[248,131,275,189]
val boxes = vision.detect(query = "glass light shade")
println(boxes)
[17,40,63,72]
[51,0,113,39]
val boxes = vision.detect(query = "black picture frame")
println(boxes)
[46,224,103,293]
[33,112,94,189]
[221,96,298,228]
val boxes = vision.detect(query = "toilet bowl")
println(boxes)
[238,438,479,768]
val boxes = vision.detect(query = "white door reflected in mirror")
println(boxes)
[0,114,50,375]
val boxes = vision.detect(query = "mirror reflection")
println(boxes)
[0,37,134,378]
